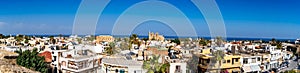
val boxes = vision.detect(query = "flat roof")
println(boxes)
[0,50,19,58]
[102,57,142,66]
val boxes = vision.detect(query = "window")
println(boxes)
[257,57,261,61]
[235,58,239,62]
[243,58,248,64]
[252,58,256,63]
[176,65,181,73]
[227,60,230,63]
[115,69,118,73]
[53,56,57,61]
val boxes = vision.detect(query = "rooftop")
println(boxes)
[0,50,19,59]
[102,57,142,67]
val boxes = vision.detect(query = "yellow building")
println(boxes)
[198,49,242,73]
[96,35,114,43]
[148,32,164,41]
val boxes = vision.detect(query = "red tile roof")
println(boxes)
[38,51,52,63]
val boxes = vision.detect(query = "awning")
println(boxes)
[242,66,252,72]
[250,65,261,71]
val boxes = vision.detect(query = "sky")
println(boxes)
[0,0,299,39]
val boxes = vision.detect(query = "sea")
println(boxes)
[10,34,297,42]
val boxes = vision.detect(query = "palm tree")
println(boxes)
[212,50,224,73]
[199,38,208,46]
[160,63,170,73]
[143,55,162,73]
[187,54,199,73]
[215,36,224,47]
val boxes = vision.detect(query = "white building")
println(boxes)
[241,55,262,73]
[51,45,103,73]
[101,57,145,73]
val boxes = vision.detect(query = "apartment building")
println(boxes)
[51,45,103,73]
[198,49,242,73]
[241,54,262,73]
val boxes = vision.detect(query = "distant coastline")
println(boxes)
[3,34,296,42]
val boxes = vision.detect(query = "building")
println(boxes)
[241,54,262,73]
[96,35,114,43]
[101,57,145,73]
[0,50,19,59]
[198,49,242,73]
[165,56,188,73]
[51,45,103,73]
[148,32,164,41]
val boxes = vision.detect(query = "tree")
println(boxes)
[25,39,29,44]
[16,48,48,73]
[216,36,224,47]
[106,42,118,55]
[143,55,162,73]
[159,63,170,73]
[142,38,148,42]
[271,38,277,46]
[199,38,208,46]
[212,50,225,73]
[16,35,24,42]
[276,42,283,49]
[129,34,140,50]
[130,34,138,40]
[0,34,3,39]
[49,36,56,44]
[59,34,63,38]
[187,54,199,73]
[171,39,181,45]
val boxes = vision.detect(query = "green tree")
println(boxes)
[16,48,48,73]
[130,34,138,40]
[16,35,24,42]
[49,36,56,44]
[199,38,208,46]
[187,54,199,73]
[0,34,3,39]
[216,36,224,47]
[212,50,225,73]
[142,38,149,42]
[129,34,140,50]
[271,38,277,46]
[171,39,181,45]
[143,55,162,73]
[159,63,170,73]
[25,39,29,44]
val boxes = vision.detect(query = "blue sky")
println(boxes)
[0,0,299,39]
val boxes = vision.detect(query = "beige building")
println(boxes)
[96,35,114,43]
[148,32,164,41]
